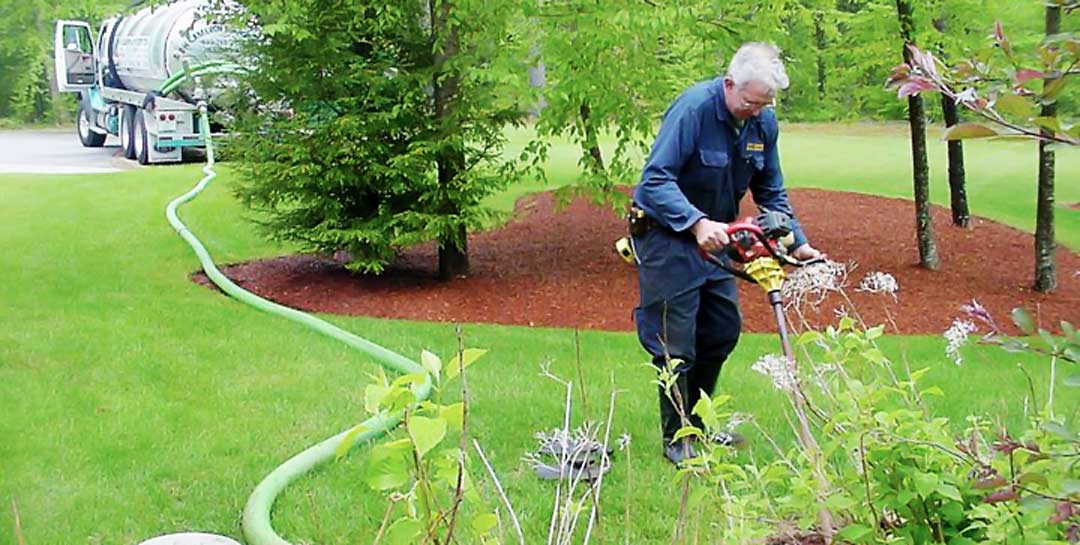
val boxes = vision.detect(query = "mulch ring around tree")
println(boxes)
[193,189,1079,336]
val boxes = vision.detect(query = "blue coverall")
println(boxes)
[632,77,807,443]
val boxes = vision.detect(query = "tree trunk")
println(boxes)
[527,52,546,117]
[907,93,939,270]
[35,4,66,124]
[941,94,969,227]
[933,16,969,228]
[896,0,939,270]
[814,11,827,101]
[432,0,469,280]
[1034,6,1060,293]
[578,101,605,175]
[529,0,546,114]
[44,59,66,124]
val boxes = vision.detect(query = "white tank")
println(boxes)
[105,0,236,95]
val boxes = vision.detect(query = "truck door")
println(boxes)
[54,20,97,93]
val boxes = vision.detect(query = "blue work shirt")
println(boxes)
[632,78,808,307]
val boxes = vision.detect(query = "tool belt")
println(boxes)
[626,204,659,237]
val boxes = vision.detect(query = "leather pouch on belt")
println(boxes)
[627,205,651,237]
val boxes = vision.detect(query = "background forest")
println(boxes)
[0,0,1069,126]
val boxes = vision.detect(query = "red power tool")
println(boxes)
[701,209,809,279]
[702,210,823,365]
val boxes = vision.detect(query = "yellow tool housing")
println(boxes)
[744,257,786,293]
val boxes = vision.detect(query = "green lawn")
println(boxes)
[783,123,1080,250]
[0,125,1075,545]
[498,123,1080,250]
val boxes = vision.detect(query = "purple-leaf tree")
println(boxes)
[887,25,1078,146]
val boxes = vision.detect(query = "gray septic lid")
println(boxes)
[137,533,243,545]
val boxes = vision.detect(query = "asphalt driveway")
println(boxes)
[0,128,134,174]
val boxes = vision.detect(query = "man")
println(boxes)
[631,42,821,465]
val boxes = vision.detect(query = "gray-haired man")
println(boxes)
[631,42,822,464]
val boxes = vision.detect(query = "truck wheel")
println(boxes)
[119,105,136,159]
[77,102,106,148]
[134,109,150,165]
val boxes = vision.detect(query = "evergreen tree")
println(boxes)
[227,0,528,277]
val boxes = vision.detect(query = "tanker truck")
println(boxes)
[54,0,239,165]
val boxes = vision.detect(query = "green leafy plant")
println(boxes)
[652,355,800,545]
[343,340,629,545]
[796,318,989,544]
[722,263,1080,544]
[338,342,497,545]
[887,15,1078,145]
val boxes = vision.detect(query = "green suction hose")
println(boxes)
[159,61,245,96]
[166,102,432,545]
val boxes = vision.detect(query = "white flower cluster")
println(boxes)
[751,353,798,391]
[782,259,850,309]
[833,305,850,320]
[943,319,977,366]
[857,271,899,299]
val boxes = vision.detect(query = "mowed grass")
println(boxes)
[497,123,1080,250]
[1,125,1076,545]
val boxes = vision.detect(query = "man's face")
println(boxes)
[724,79,774,120]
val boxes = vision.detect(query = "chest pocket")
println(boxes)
[686,148,731,193]
[700,149,729,169]
[743,130,767,171]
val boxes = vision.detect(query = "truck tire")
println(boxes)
[77,102,106,148]
[134,109,150,165]
[119,105,136,159]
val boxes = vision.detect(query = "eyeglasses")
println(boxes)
[724,79,777,116]
[738,94,775,110]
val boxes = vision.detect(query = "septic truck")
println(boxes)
[54,0,238,165]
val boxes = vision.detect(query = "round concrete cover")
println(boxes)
[137,533,242,545]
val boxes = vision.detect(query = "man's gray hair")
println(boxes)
[725,42,790,92]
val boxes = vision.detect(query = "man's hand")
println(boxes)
[790,243,823,261]
[691,218,730,253]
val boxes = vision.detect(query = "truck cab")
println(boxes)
[55,20,109,149]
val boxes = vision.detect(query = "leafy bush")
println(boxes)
[709,265,1080,544]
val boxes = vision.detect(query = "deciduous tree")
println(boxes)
[888,0,1076,292]
[895,0,940,270]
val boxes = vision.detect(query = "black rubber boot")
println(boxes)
[684,388,746,449]
[659,374,697,465]
[664,440,698,465]
[686,360,721,429]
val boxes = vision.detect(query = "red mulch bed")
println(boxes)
[193,189,1079,335]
